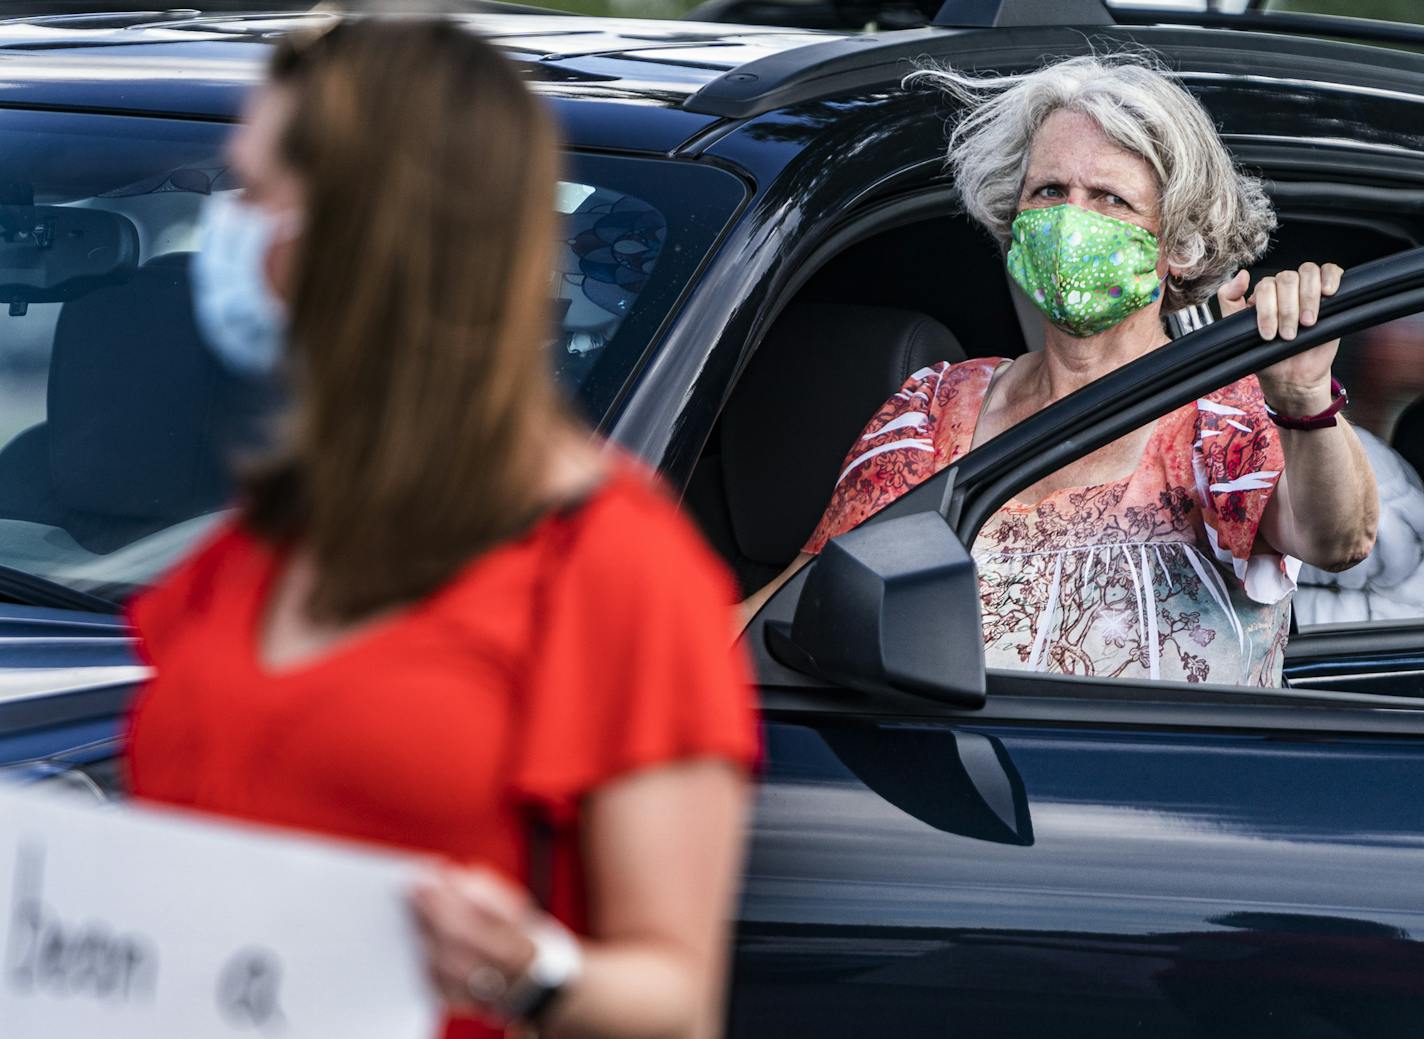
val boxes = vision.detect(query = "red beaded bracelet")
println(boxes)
[1265,378,1348,431]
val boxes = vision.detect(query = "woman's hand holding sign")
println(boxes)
[411,867,544,1021]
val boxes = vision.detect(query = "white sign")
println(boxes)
[0,783,439,1038]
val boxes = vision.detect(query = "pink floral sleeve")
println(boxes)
[803,358,1003,554]
[1191,375,1301,604]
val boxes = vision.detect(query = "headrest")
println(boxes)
[1394,397,1424,484]
[48,253,231,520]
[721,303,966,565]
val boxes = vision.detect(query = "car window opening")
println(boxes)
[711,189,1424,699]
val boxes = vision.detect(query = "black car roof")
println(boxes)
[0,10,847,149]
[4,9,1424,157]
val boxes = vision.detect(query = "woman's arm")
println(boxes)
[1218,264,1380,571]
[556,759,749,1039]
[737,553,812,632]
[1260,420,1378,572]
[412,759,750,1039]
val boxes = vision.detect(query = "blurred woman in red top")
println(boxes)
[125,19,758,1039]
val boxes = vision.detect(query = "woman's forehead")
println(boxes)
[1024,110,1158,192]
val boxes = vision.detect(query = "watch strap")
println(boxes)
[500,920,583,1027]
[1266,377,1347,430]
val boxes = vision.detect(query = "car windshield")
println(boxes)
[0,109,743,606]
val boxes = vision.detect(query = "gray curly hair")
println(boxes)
[905,53,1276,312]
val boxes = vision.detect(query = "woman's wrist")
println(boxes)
[1260,375,1335,418]
[497,917,584,1026]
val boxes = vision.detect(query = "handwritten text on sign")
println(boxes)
[0,783,437,1038]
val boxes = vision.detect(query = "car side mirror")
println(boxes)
[764,510,986,708]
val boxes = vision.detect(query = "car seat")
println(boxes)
[685,302,966,594]
[0,253,260,555]
[1393,396,1424,484]
[1296,425,1424,626]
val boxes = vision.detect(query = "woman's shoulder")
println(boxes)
[511,458,757,810]
[567,459,737,602]
[431,457,736,638]
[903,356,1006,396]
[867,355,1007,430]
[142,517,264,599]
[126,516,265,657]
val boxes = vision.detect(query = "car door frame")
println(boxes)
[743,244,1424,730]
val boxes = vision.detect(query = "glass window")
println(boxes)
[0,112,744,605]
[554,153,744,419]
[552,176,669,402]
[0,110,237,606]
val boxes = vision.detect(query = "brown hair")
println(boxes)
[243,18,568,622]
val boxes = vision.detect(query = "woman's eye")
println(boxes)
[1106,194,1129,207]
[1040,186,1063,198]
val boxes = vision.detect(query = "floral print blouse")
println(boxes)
[804,358,1301,686]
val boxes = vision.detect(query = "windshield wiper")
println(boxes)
[0,562,118,615]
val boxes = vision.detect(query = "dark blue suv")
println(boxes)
[4,3,1424,1034]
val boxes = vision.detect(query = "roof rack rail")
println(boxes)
[681,26,947,118]
[1111,6,1424,50]
[931,0,1110,28]
[683,0,1114,119]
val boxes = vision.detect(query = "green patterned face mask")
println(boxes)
[1006,204,1164,337]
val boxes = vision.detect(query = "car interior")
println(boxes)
[685,197,1424,645]
[0,251,249,552]
[0,187,268,601]
[0,170,671,603]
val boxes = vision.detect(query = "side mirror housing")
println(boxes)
[766,510,985,708]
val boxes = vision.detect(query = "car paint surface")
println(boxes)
[732,717,1424,1037]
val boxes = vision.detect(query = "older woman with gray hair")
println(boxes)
[744,54,1379,687]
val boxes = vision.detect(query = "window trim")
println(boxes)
[946,268,1424,546]
[1285,621,1424,689]
[759,671,1424,737]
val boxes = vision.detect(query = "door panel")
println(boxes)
[1286,623,1424,697]
[0,604,137,788]
[730,717,1424,1038]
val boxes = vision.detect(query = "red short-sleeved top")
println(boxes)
[124,462,759,1039]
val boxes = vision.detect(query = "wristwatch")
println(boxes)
[500,919,584,1025]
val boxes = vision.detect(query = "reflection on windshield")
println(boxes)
[552,180,667,388]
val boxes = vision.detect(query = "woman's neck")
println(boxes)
[1034,306,1170,403]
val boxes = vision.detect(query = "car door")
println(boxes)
[730,248,1424,1038]
[0,606,140,795]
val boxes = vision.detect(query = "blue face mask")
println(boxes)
[191,192,298,376]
